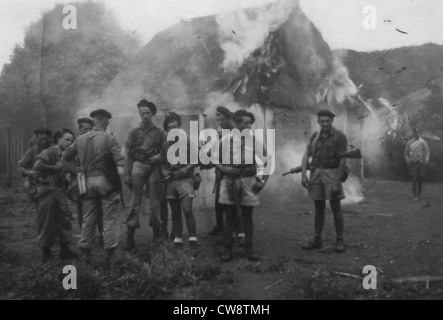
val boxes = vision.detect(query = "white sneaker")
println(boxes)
[173,237,184,246]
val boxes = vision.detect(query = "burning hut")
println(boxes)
[79,0,365,206]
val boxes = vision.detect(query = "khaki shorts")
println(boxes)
[218,176,260,207]
[308,168,345,201]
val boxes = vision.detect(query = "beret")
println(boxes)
[216,106,233,119]
[317,109,335,118]
[90,109,112,119]
[233,110,255,124]
[77,118,94,126]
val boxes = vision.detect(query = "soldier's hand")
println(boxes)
[252,180,265,194]
[53,162,65,171]
[148,154,162,165]
[331,182,341,196]
[301,175,310,189]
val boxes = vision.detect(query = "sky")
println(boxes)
[1,0,443,71]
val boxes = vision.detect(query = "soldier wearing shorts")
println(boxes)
[160,112,198,248]
[216,110,270,262]
[404,127,430,201]
[301,109,347,253]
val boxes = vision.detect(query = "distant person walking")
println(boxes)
[404,127,430,201]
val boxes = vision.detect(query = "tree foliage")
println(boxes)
[0,1,140,131]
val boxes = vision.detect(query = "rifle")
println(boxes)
[282,148,362,177]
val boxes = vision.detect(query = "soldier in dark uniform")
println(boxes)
[63,109,125,263]
[18,128,52,201]
[32,130,77,263]
[124,100,166,251]
[301,110,347,253]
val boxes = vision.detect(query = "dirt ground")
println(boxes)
[1,178,443,300]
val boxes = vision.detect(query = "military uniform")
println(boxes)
[33,145,74,259]
[160,139,197,245]
[306,127,347,201]
[63,126,124,253]
[125,122,166,234]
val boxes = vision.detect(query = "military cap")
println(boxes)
[413,127,421,133]
[233,109,255,124]
[216,106,233,119]
[77,118,94,126]
[34,127,52,136]
[137,99,157,115]
[90,109,112,119]
[317,109,335,118]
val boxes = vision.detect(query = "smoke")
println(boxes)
[215,0,296,72]
[342,174,364,205]
[322,51,358,105]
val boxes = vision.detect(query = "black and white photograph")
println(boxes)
[1,0,443,302]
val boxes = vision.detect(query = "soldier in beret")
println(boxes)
[63,109,125,263]
[216,109,270,262]
[124,99,167,250]
[301,109,347,253]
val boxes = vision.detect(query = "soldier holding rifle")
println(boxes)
[301,110,348,253]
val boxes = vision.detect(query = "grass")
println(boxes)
[0,243,234,300]
[301,268,443,300]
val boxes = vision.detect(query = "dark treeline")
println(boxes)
[0,1,140,132]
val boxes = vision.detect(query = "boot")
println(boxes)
[302,236,322,250]
[244,246,259,262]
[125,227,136,251]
[60,244,78,260]
[221,246,232,263]
[334,238,346,253]
[80,248,91,264]
[42,248,53,263]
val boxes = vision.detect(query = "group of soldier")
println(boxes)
[18,97,431,265]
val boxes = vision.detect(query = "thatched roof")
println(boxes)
[80,1,334,118]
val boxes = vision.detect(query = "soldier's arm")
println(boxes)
[34,152,64,173]
[424,141,430,163]
[334,133,348,185]
[18,149,35,176]
[404,141,411,164]
[62,140,78,162]
[124,131,134,176]
[110,135,125,169]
